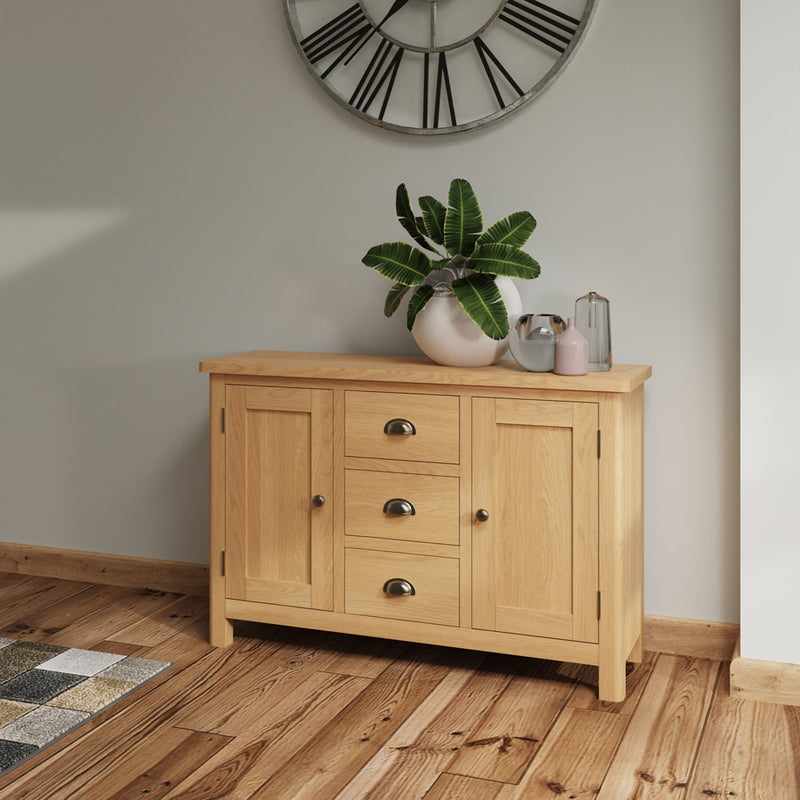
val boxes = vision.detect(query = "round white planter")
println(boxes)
[411,276,523,367]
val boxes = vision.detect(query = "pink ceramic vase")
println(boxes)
[554,317,588,376]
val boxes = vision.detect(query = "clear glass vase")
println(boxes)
[575,292,612,371]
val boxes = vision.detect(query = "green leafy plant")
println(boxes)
[362,179,541,340]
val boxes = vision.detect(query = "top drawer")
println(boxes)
[345,391,460,464]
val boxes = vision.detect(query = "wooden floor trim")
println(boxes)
[644,613,739,661]
[730,637,800,707]
[0,541,208,597]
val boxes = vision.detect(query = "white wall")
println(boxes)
[740,0,800,664]
[0,1,739,624]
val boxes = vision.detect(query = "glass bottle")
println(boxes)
[575,292,612,371]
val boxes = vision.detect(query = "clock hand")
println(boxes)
[345,0,413,64]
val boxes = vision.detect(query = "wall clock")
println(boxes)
[283,0,596,135]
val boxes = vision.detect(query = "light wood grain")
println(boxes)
[596,654,720,799]
[199,351,652,393]
[344,548,460,627]
[345,469,460,546]
[344,390,460,464]
[730,636,800,706]
[686,667,800,798]
[0,572,797,800]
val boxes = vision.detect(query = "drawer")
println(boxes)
[345,549,460,626]
[345,391,459,464]
[346,470,460,546]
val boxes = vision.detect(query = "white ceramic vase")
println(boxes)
[411,276,523,367]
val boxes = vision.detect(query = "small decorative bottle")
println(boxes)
[554,317,588,376]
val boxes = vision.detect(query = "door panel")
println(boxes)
[472,398,598,643]
[226,385,334,610]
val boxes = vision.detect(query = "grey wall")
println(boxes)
[1,1,739,623]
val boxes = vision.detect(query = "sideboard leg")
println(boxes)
[210,616,234,648]
[598,656,627,703]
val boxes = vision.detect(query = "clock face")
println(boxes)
[283,0,596,135]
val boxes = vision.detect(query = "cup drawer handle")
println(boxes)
[383,498,416,516]
[383,578,416,596]
[384,418,416,436]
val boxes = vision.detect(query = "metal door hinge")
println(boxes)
[597,430,601,458]
[222,408,226,433]
[597,591,601,619]
[221,551,226,577]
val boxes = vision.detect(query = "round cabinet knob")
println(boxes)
[475,508,489,522]
[383,418,417,436]
[383,578,416,597]
[311,495,326,508]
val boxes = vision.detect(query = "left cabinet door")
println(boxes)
[225,385,334,610]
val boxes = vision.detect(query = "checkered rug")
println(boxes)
[0,638,171,777]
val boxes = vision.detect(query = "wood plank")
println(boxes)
[0,582,133,641]
[109,593,208,646]
[447,659,577,784]
[595,654,720,799]
[494,707,628,800]
[424,774,503,800]
[106,730,233,799]
[161,671,371,800]
[169,629,360,736]
[336,651,505,799]
[324,635,409,679]
[246,646,457,800]
[39,588,191,649]
[685,667,800,798]
[0,575,92,628]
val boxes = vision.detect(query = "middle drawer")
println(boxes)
[345,470,460,547]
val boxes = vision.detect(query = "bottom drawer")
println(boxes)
[345,549,459,627]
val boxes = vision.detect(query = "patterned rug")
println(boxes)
[0,638,171,777]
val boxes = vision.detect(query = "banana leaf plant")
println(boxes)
[362,179,541,340]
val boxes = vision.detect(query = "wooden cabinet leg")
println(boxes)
[628,633,644,664]
[210,616,234,647]
[598,657,627,703]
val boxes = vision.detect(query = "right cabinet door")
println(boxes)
[472,398,599,644]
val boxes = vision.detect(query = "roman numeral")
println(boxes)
[350,39,405,120]
[499,0,580,54]
[474,37,524,110]
[299,3,372,77]
[424,51,456,129]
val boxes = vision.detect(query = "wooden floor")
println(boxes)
[0,573,797,799]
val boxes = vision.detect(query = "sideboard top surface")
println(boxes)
[200,351,652,394]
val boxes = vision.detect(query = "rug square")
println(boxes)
[97,656,171,684]
[0,700,37,728]
[38,648,125,677]
[0,642,68,684]
[0,706,89,746]
[0,740,38,772]
[0,669,85,705]
[0,640,15,650]
[48,677,136,714]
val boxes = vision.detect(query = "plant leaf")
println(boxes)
[477,211,537,248]
[384,282,410,317]
[444,178,483,258]
[406,284,435,331]
[419,195,447,246]
[363,242,432,285]
[452,273,509,340]
[396,183,437,252]
[468,242,541,280]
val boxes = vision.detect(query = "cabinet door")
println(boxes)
[225,385,334,610]
[472,398,598,643]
